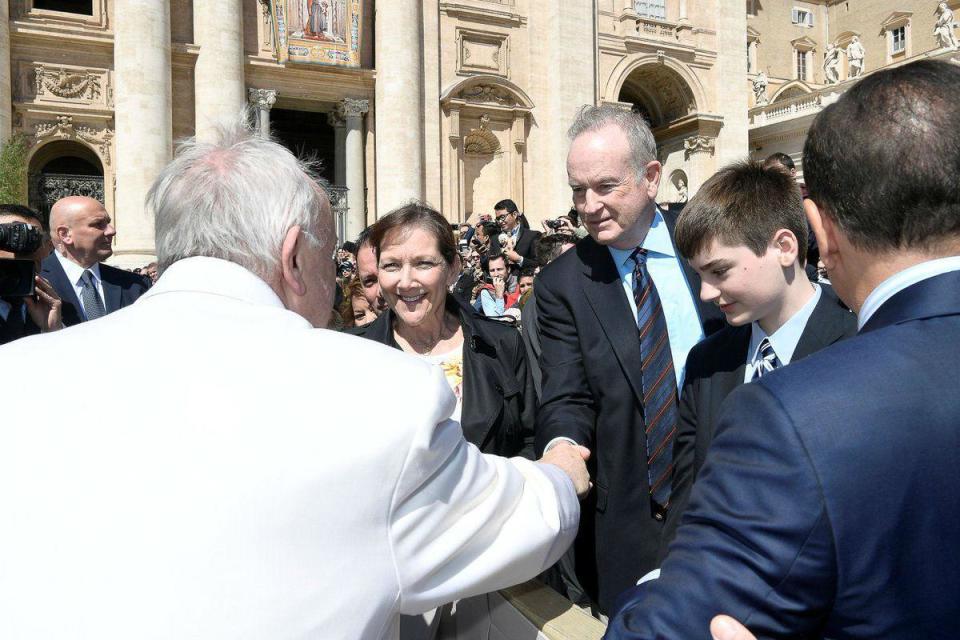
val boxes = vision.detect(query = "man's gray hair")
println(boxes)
[148,118,331,279]
[567,104,658,179]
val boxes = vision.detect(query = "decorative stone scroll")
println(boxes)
[248,89,278,137]
[683,134,715,159]
[337,97,369,119]
[35,115,114,165]
[459,84,517,106]
[27,64,111,107]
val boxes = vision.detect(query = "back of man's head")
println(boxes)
[147,121,331,280]
[675,161,807,264]
[804,60,960,252]
[762,152,795,174]
[535,233,577,266]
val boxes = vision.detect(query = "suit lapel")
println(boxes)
[579,239,646,407]
[712,326,750,401]
[41,254,84,324]
[100,268,122,313]
[794,291,852,360]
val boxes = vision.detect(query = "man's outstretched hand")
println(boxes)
[538,442,591,498]
[711,615,756,640]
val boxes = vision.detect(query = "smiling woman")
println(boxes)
[350,202,535,458]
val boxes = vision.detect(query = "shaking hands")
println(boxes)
[539,441,592,498]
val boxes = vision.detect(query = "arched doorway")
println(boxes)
[28,140,105,220]
[609,60,720,200]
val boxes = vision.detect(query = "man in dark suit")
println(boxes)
[495,199,542,268]
[535,105,724,614]
[607,59,960,640]
[41,196,150,326]
[658,161,857,558]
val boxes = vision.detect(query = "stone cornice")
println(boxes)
[439,1,526,27]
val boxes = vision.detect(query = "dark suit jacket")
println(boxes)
[658,289,858,559]
[607,269,960,639]
[352,294,536,458]
[41,254,151,326]
[534,212,725,612]
[520,288,542,401]
[513,227,542,267]
[0,298,40,345]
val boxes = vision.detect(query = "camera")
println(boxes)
[545,217,567,231]
[0,222,43,254]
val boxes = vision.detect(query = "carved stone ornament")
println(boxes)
[35,65,102,101]
[337,98,369,119]
[683,135,715,158]
[459,84,516,107]
[35,115,114,165]
[463,114,501,155]
[248,88,278,110]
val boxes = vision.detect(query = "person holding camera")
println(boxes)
[0,204,63,345]
[494,199,541,268]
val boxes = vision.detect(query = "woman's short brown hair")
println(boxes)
[367,201,457,266]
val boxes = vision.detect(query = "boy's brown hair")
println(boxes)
[674,161,808,265]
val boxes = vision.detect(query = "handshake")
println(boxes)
[538,441,592,498]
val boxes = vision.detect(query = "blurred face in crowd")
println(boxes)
[518,275,534,295]
[378,226,458,329]
[567,124,661,250]
[495,208,518,232]
[356,242,385,314]
[689,234,796,328]
[488,255,508,279]
[350,292,377,327]
[51,196,116,268]
[0,213,52,270]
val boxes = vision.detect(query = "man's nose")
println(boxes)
[582,190,603,215]
[105,224,117,238]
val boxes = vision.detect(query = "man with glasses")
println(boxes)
[494,198,541,268]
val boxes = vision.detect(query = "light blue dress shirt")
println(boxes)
[857,256,960,329]
[745,284,821,383]
[607,209,704,388]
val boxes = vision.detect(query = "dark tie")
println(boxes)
[631,248,678,513]
[751,337,780,381]
[80,269,106,321]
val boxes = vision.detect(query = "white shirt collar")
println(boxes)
[143,256,289,311]
[608,208,675,268]
[749,284,821,368]
[857,256,960,329]
[56,250,101,285]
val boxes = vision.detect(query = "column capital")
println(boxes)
[248,88,278,110]
[337,97,370,119]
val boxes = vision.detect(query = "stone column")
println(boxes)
[374,0,423,216]
[194,0,246,141]
[678,0,688,22]
[113,0,172,263]
[327,110,347,186]
[338,98,369,240]
[248,89,277,138]
[0,0,11,144]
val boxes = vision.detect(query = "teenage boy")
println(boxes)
[658,160,857,557]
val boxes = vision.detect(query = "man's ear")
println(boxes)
[805,199,838,269]
[56,224,71,247]
[643,160,662,198]
[280,225,307,297]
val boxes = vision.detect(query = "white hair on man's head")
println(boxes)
[148,117,331,279]
[567,103,658,180]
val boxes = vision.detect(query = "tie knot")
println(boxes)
[81,269,95,287]
[758,337,777,362]
[630,247,648,265]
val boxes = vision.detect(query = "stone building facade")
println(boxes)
[747,0,960,174]
[3,1,951,265]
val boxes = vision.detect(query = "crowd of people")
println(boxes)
[1,59,958,640]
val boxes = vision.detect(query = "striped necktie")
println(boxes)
[752,337,780,381]
[80,269,106,321]
[631,248,678,514]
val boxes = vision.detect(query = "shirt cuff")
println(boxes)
[544,437,579,452]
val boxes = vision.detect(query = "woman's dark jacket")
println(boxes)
[351,294,536,459]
